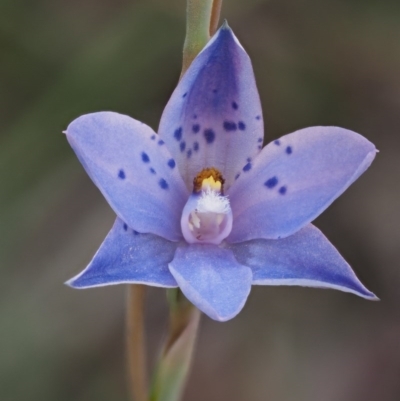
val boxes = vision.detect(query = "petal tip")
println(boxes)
[210,19,244,53]
[362,291,379,301]
[212,309,242,322]
[221,19,230,30]
[194,301,244,322]
[65,271,90,289]
[64,277,80,289]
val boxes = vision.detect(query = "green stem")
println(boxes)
[127,284,148,401]
[181,0,213,76]
[149,290,201,401]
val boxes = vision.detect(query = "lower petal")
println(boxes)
[67,218,178,288]
[228,224,377,299]
[168,244,252,321]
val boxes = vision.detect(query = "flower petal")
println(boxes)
[227,127,376,242]
[168,244,252,321]
[67,218,178,288]
[66,112,188,241]
[159,24,263,190]
[228,224,377,299]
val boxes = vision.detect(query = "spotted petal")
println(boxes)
[67,218,178,288]
[228,224,377,299]
[227,127,376,242]
[159,24,263,190]
[168,244,252,321]
[66,112,188,241]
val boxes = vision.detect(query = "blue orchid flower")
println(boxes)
[65,25,377,321]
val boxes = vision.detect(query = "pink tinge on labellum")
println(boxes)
[181,169,233,245]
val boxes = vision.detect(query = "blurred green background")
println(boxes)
[1,0,399,400]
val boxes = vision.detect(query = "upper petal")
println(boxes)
[159,24,263,190]
[66,112,188,241]
[67,218,178,288]
[228,224,377,299]
[168,244,252,321]
[227,126,376,242]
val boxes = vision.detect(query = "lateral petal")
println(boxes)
[66,112,188,241]
[227,126,376,242]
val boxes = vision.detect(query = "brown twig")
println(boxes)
[127,284,148,401]
[209,0,223,36]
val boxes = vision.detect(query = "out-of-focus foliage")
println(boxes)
[0,0,399,400]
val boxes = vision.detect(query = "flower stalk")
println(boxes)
[181,0,223,76]
[149,290,201,401]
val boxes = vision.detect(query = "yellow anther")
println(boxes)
[193,167,225,193]
[201,176,221,192]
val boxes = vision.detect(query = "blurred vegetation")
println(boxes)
[1,0,400,400]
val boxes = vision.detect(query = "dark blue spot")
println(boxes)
[158,140,164,145]
[238,121,246,131]
[193,114,197,119]
[258,137,263,143]
[193,142,199,151]
[167,159,176,169]
[279,186,287,195]
[123,223,128,231]
[265,177,278,188]
[192,124,200,133]
[133,230,139,235]
[258,145,262,149]
[213,89,218,93]
[274,140,281,146]
[232,101,238,110]
[141,152,150,163]
[235,173,240,180]
[180,141,186,152]
[243,163,252,172]
[159,178,169,190]
[174,127,182,141]
[150,168,156,174]
[247,157,252,162]
[118,169,126,179]
[223,121,237,131]
[151,135,156,140]
[286,146,292,154]
[187,149,192,158]
[204,129,215,144]
[256,115,261,120]
[182,92,187,98]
